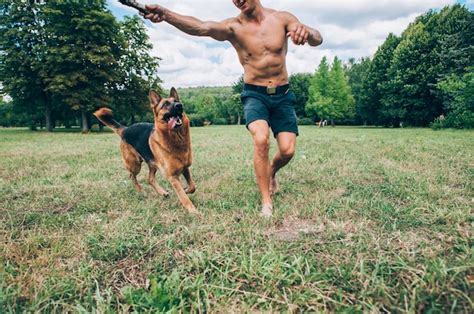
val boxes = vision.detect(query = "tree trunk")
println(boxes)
[81,110,89,133]
[29,117,37,131]
[237,113,241,125]
[131,114,135,125]
[45,103,53,132]
[331,119,335,127]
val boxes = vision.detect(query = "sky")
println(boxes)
[107,0,473,88]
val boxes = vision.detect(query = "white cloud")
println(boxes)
[109,0,456,88]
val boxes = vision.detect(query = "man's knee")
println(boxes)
[279,143,295,160]
[253,134,270,157]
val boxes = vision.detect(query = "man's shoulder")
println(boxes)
[263,9,295,25]
[222,16,240,27]
[271,10,295,21]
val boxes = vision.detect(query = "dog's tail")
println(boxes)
[93,108,125,137]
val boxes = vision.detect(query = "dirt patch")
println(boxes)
[109,258,151,290]
[267,217,325,242]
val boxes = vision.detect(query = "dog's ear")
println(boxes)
[149,90,162,107]
[169,87,180,102]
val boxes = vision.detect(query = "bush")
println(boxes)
[187,114,205,127]
[431,111,474,130]
[298,117,314,125]
[212,118,228,125]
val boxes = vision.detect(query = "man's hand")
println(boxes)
[287,23,310,46]
[141,4,167,23]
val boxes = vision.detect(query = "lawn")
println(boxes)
[0,126,472,312]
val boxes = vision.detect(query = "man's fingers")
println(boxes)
[145,4,160,11]
[288,31,297,43]
[303,31,309,44]
[295,25,303,43]
[288,28,308,45]
[143,12,164,23]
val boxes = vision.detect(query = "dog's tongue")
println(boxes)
[167,117,178,129]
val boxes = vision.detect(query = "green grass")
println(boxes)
[0,126,472,312]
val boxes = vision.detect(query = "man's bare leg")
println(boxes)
[248,120,273,217]
[270,132,296,195]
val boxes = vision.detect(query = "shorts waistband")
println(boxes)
[243,83,290,95]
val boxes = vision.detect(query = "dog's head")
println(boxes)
[149,88,188,130]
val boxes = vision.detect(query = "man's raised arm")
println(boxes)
[281,12,323,47]
[142,4,234,42]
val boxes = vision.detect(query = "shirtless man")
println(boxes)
[142,0,322,217]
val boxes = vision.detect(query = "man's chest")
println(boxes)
[232,19,288,54]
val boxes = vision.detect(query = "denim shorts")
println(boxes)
[241,84,299,137]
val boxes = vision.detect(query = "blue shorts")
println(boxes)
[240,84,299,137]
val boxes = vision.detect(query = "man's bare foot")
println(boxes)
[260,204,273,218]
[269,175,279,195]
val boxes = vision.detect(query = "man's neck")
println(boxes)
[241,5,265,23]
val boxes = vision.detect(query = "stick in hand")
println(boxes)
[118,0,150,15]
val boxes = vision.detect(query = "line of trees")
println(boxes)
[348,4,473,128]
[0,0,160,132]
[1,3,472,130]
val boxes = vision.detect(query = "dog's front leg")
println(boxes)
[182,168,196,194]
[168,175,200,215]
[148,166,170,197]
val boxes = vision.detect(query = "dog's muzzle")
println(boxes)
[164,102,184,129]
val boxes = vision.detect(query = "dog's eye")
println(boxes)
[160,102,170,109]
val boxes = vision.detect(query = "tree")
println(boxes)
[436,69,474,128]
[360,33,401,126]
[0,1,51,130]
[385,18,440,126]
[329,56,355,124]
[195,94,218,122]
[229,76,245,124]
[111,16,161,125]
[289,73,311,118]
[306,56,331,122]
[346,57,371,124]
[39,0,122,132]
[306,57,355,125]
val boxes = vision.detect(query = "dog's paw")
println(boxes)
[187,207,201,216]
[185,186,196,194]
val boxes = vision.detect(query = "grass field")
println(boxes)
[0,126,472,312]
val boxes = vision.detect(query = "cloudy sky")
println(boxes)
[107,0,473,88]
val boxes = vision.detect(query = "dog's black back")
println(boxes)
[122,123,154,162]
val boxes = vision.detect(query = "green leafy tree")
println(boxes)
[329,57,355,123]
[289,73,311,118]
[195,94,218,122]
[306,57,354,125]
[436,69,474,128]
[112,16,161,125]
[385,19,439,126]
[360,33,401,126]
[346,57,371,124]
[306,56,332,122]
[0,1,50,130]
[39,0,122,132]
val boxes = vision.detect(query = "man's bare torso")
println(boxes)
[228,9,290,86]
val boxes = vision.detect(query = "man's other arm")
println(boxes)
[281,12,322,47]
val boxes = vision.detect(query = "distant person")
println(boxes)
[142,0,323,217]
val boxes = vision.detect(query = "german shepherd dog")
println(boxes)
[94,88,198,214]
